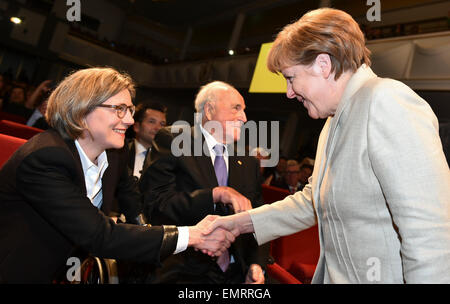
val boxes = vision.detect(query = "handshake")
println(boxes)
[188,213,254,257]
[188,215,238,257]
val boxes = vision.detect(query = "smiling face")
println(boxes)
[134,108,166,148]
[81,89,134,160]
[204,87,247,144]
[282,61,339,119]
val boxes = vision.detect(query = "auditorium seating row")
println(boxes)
[0,119,43,140]
[0,111,27,125]
[0,113,43,168]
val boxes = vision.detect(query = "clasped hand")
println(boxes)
[189,215,239,257]
[190,212,252,257]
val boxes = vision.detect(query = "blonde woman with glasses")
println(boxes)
[0,67,235,283]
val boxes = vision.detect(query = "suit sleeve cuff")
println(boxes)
[160,225,179,260]
[174,226,189,254]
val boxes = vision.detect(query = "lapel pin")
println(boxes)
[237,160,242,165]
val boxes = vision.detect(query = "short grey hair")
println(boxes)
[194,81,235,114]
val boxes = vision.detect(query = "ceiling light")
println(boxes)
[10,16,22,24]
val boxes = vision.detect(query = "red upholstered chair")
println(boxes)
[261,184,290,204]
[261,185,320,284]
[0,120,43,140]
[267,225,320,284]
[0,111,27,124]
[0,133,27,168]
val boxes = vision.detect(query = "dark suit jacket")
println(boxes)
[32,116,49,130]
[126,138,154,178]
[140,126,270,283]
[0,129,178,283]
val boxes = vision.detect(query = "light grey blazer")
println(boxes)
[250,65,450,283]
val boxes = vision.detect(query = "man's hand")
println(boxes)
[197,212,255,257]
[213,186,252,213]
[188,215,236,257]
[245,264,265,284]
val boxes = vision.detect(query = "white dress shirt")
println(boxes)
[133,139,148,178]
[74,140,109,209]
[199,124,229,171]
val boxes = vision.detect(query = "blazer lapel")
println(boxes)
[195,155,218,188]
[227,155,240,189]
[101,150,115,215]
[65,138,87,197]
[312,118,331,207]
[313,65,379,209]
[142,140,156,173]
[190,130,218,188]
[318,65,378,175]
[127,139,135,174]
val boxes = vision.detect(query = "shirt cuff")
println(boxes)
[174,226,189,254]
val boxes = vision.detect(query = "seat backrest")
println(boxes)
[0,119,43,140]
[261,184,290,204]
[0,111,27,124]
[0,133,27,168]
[270,225,320,270]
[262,184,319,268]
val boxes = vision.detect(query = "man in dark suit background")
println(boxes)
[140,81,269,284]
[127,101,167,179]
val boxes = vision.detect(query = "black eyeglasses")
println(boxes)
[97,104,136,119]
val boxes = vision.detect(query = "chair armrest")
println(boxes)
[266,262,302,284]
[290,262,316,284]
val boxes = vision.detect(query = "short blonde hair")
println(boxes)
[46,67,135,139]
[194,81,235,114]
[267,8,371,80]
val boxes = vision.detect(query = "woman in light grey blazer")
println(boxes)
[206,8,450,283]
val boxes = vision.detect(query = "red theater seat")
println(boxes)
[0,111,27,124]
[261,184,290,204]
[0,120,43,140]
[267,225,320,284]
[261,185,320,284]
[0,133,27,168]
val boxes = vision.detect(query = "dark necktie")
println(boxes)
[213,144,230,272]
